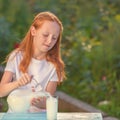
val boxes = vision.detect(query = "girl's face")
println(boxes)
[31,21,60,56]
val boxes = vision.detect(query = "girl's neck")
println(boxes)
[33,52,46,60]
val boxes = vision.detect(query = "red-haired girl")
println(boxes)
[0,11,66,112]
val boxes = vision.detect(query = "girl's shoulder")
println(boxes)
[8,50,23,60]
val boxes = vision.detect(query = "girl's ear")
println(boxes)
[30,26,36,36]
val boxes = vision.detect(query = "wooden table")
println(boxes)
[0,112,103,120]
[58,113,102,120]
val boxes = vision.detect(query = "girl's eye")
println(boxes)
[52,36,57,41]
[43,34,49,37]
[52,37,57,41]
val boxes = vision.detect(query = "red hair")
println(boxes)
[12,12,66,83]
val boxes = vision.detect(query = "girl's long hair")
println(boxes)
[7,11,66,83]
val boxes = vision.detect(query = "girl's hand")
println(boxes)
[17,73,32,87]
[31,97,46,109]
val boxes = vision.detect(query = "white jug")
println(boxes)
[7,88,50,113]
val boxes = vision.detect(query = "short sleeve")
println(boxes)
[5,52,16,73]
[49,68,58,82]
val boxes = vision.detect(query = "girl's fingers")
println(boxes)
[24,73,32,82]
[31,86,35,92]
[31,98,40,106]
[31,97,46,109]
[18,73,32,86]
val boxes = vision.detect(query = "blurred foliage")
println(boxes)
[0,17,15,62]
[0,0,120,118]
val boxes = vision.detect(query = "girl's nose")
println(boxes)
[47,36,52,44]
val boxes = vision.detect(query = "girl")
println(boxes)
[0,11,66,112]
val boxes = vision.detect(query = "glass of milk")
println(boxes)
[46,95,58,120]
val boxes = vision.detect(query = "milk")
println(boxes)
[7,95,30,112]
[7,89,32,113]
[46,96,58,120]
[7,89,50,113]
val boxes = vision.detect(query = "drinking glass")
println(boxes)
[46,95,58,120]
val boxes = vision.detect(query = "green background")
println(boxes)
[0,0,120,118]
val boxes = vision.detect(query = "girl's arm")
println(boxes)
[45,81,58,95]
[0,71,32,97]
[30,81,58,110]
[0,71,19,97]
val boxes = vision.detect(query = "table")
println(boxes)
[0,112,103,120]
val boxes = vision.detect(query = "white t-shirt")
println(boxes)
[5,51,58,91]
[5,51,58,113]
